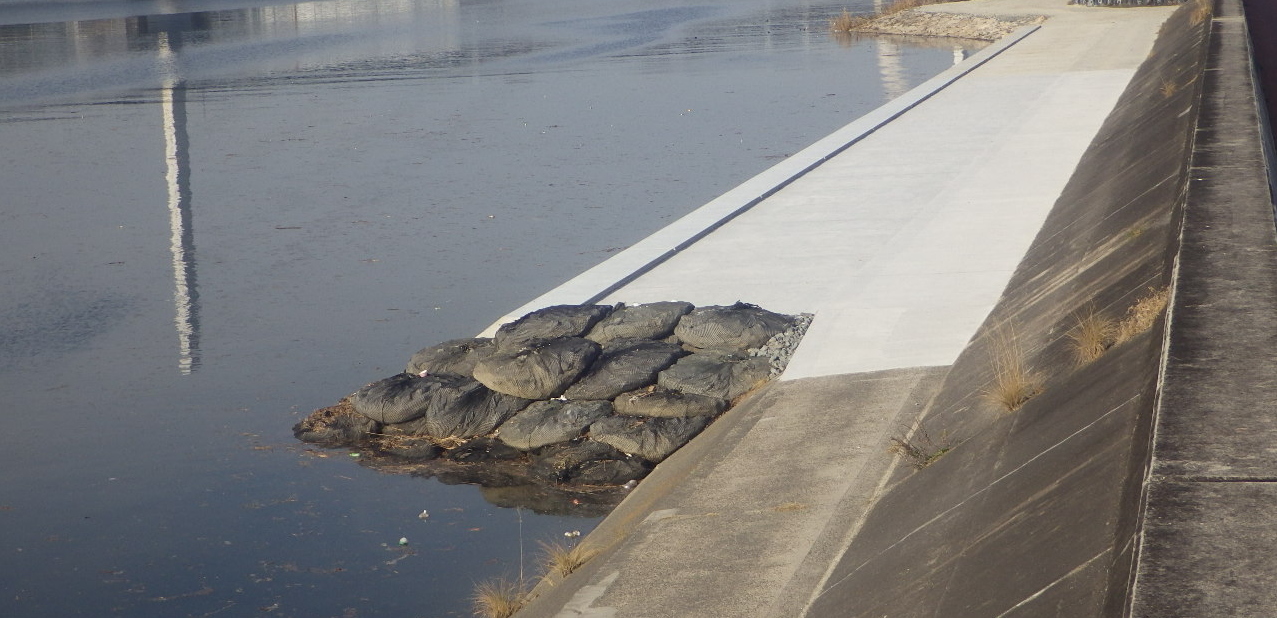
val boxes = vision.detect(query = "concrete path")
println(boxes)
[487,0,1175,381]
[504,2,1180,617]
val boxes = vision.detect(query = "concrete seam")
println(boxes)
[793,394,939,617]
[1158,476,1277,483]
[812,392,1142,605]
[994,548,1112,618]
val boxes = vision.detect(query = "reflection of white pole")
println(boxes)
[872,0,908,100]
[875,39,908,101]
[159,33,200,374]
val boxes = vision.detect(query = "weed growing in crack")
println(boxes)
[1068,305,1116,365]
[888,420,955,469]
[471,578,528,618]
[1116,286,1170,343]
[984,327,1044,413]
[539,540,597,580]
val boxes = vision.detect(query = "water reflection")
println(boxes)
[158,32,200,373]
[354,455,625,517]
[0,0,990,614]
[0,0,461,87]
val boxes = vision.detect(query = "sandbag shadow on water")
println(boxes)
[294,301,811,515]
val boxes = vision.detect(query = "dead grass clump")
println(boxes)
[1160,78,1178,98]
[1116,287,1171,343]
[828,0,946,33]
[888,421,954,469]
[828,9,866,33]
[984,328,1044,413]
[1190,0,1213,26]
[538,541,597,580]
[1068,305,1116,365]
[472,578,528,618]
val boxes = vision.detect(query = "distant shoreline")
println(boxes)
[850,7,1046,41]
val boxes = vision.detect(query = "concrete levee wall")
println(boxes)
[1130,0,1277,614]
[805,3,1211,616]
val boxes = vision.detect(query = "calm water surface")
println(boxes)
[0,0,980,615]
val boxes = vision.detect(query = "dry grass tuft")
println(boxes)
[538,541,597,580]
[1160,78,1178,98]
[1116,287,1171,343]
[1068,305,1116,365]
[984,328,1044,413]
[888,421,954,469]
[828,0,945,33]
[828,9,866,33]
[472,578,528,618]
[1190,0,1213,26]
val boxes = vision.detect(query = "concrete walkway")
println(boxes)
[504,2,1180,617]
[487,0,1175,381]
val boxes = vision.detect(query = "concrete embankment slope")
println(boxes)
[505,0,1229,616]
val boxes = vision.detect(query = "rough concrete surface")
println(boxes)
[1130,0,1277,615]
[515,368,945,618]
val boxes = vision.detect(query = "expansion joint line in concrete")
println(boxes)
[1158,476,1277,483]
[810,393,1142,606]
[992,549,1112,618]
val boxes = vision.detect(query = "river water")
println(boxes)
[0,0,980,615]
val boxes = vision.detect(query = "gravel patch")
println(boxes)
[854,10,1046,41]
[749,313,813,377]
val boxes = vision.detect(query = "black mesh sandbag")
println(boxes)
[473,337,601,400]
[405,337,495,378]
[585,301,694,344]
[365,373,530,438]
[657,354,772,401]
[497,399,613,451]
[589,414,711,462]
[494,305,613,350]
[613,386,728,418]
[563,339,686,401]
[674,302,795,353]
[352,373,456,424]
